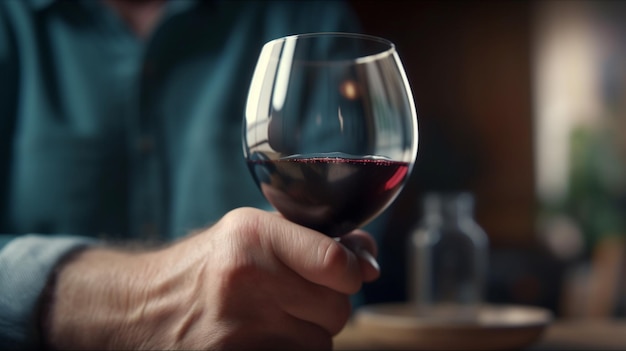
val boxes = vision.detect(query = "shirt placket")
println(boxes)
[128,50,167,242]
[126,4,197,242]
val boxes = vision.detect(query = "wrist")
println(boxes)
[39,239,207,350]
[41,247,148,349]
[38,245,90,350]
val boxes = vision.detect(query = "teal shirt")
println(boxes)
[0,0,361,347]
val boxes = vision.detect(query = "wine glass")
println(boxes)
[243,32,418,237]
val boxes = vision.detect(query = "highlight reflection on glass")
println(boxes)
[243,33,418,237]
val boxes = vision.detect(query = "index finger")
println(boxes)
[339,230,380,283]
[244,208,365,294]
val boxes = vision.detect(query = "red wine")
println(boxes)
[246,153,409,237]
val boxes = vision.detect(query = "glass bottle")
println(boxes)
[408,192,489,322]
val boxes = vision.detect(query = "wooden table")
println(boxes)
[334,318,626,350]
[529,319,626,350]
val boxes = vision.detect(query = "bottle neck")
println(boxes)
[423,192,474,224]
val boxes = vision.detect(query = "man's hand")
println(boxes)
[42,207,380,350]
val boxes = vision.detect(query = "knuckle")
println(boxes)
[214,210,266,286]
[222,207,261,231]
[221,207,264,246]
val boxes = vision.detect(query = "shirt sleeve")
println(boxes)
[0,235,96,350]
[0,6,98,348]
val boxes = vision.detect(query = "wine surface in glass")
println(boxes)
[247,152,409,237]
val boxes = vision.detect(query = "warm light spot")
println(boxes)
[340,80,359,100]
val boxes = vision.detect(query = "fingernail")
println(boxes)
[356,248,380,272]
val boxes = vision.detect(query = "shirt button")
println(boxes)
[137,135,155,154]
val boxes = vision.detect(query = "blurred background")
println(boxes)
[349,0,626,319]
